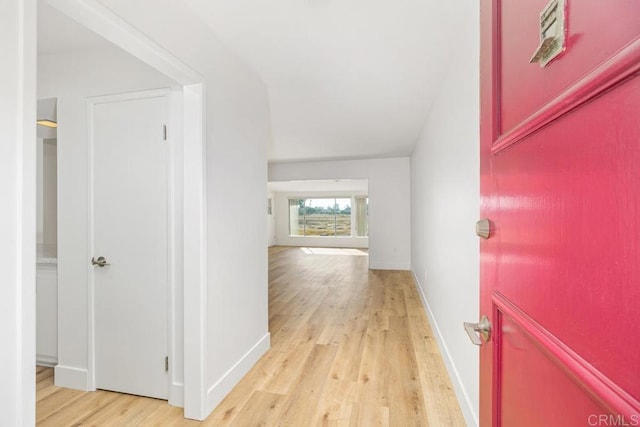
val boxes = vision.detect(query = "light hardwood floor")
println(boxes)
[37,246,465,426]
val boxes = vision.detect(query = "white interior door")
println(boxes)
[91,92,169,400]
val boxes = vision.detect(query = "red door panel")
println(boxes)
[500,0,640,133]
[480,0,640,425]
[494,74,640,401]
[500,314,606,427]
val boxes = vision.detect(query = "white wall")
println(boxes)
[41,139,57,248]
[268,192,276,247]
[203,47,271,413]
[36,138,44,245]
[273,191,368,249]
[36,264,58,365]
[0,0,37,424]
[410,3,480,425]
[37,45,178,391]
[269,158,410,270]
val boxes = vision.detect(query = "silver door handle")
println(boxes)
[464,315,492,346]
[91,256,110,267]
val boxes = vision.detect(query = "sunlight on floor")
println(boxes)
[300,247,368,256]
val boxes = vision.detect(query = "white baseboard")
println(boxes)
[55,366,185,407]
[206,332,271,414]
[54,365,90,391]
[411,270,478,427]
[169,382,184,407]
[36,354,58,367]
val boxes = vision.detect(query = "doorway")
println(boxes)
[35,97,58,368]
[34,0,206,416]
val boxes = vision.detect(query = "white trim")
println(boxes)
[206,333,271,414]
[411,271,479,427]
[170,382,185,407]
[36,355,58,367]
[86,89,173,397]
[166,89,176,406]
[54,365,89,391]
[167,87,183,408]
[87,95,96,391]
[18,1,37,424]
[85,88,171,105]
[182,83,207,420]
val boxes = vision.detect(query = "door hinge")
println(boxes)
[165,356,169,372]
[163,124,167,141]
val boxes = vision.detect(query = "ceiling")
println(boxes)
[38,0,466,163]
[185,0,460,163]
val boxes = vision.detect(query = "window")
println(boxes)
[289,197,367,237]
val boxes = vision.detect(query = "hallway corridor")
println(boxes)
[36,246,464,426]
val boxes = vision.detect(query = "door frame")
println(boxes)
[86,88,174,399]
[45,0,208,418]
[2,1,37,424]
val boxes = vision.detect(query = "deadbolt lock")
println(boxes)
[476,218,491,239]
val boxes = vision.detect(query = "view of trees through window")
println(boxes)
[289,197,368,237]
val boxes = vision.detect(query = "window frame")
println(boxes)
[288,196,367,238]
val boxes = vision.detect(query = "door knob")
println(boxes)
[464,315,492,346]
[91,256,110,267]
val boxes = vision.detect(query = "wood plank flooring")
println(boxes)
[37,246,465,426]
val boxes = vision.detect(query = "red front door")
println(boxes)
[479,1,640,425]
